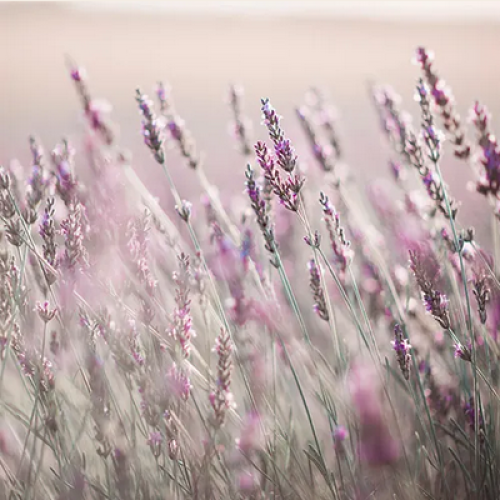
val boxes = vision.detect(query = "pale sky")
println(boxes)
[70,0,500,22]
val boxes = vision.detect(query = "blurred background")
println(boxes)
[2,1,500,238]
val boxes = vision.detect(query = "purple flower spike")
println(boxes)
[261,98,298,173]
[391,324,411,380]
[333,425,348,452]
[414,47,470,159]
[308,259,329,321]
[454,342,472,362]
[136,89,165,164]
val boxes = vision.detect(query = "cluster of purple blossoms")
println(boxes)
[422,364,456,421]
[167,363,192,402]
[454,341,472,362]
[209,328,234,428]
[245,164,278,265]
[319,192,353,282]
[60,200,88,272]
[305,87,343,160]
[146,431,162,458]
[261,98,298,173]
[228,84,253,157]
[234,411,262,495]
[51,140,79,207]
[333,425,348,451]
[155,81,199,169]
[371,84,412,159]
[136,89,165,164]
[408,80,459,219]
[127,320,145,368]
[349,364,400,466]
[155,81,172,114]
[126,212,157,297]
[391,324,411,380]
[175,199,192,223]
[11,327,55,396]
[254,141,303,212]
[170,253,195,360]
[296,106,336,173]
[35,300,57,323]
[472,264,491,325]
[70,65,114,145]
[463,397,485,442]
[409,249,451,330]
[414,47,470,159]
[470,102,500,209]
[167,116,199,170]
[26,137,50,214]
[0,255,14,359]
[307,258,329,321]
[39,197,58,283]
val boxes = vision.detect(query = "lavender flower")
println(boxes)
[147,431,162,458]
[209,328,234,427]
[0,185,15,220]
[39,197,58,283]
[128,320,145,367]
[389,160,405,183]
[409,249,451,329]
[228,84,253,156]
[454,342,472,362]
[245,164,278,264]
[304,230,321,249]
[156,81,172,115]
[126,211,157,296]
[175,199,192,223]
[261,98,298,173]
[414,47,470,159]
[5,218,24,248]
[168,363,192,402]
[113,447,132,500]
[35,300,57,323]
[391,324,411,380]
[305,87,342,159]
[167,115,199,169]
[170,253,195,359]
[136,89,165,164]
[26,136,49,211]
[51,140,78,207]
[254,141,303,212]
[408,80,459,219]
[296,105,336,173]
[308,258,329,321]
[371,84,411,158]
[423,365,455,420]
[319,192,352,281]
[470,101,500,203]
[60,200,88,272]
[349,364,400,466]
[69,64,114,145]
[11,327,55,395]
[463,397,485,442]
[333,425,348,451]
[472,266,490,324]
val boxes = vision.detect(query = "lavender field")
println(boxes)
[1,2,500,499]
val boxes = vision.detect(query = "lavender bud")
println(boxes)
[35,301,57,323]
[454,342,472,362]
[175,200,192,222]
[391,324,411,380]
[308,259,329,321]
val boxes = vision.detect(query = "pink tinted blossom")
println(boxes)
[349,364,400,466]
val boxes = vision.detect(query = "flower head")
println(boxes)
[391,324,411,380]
